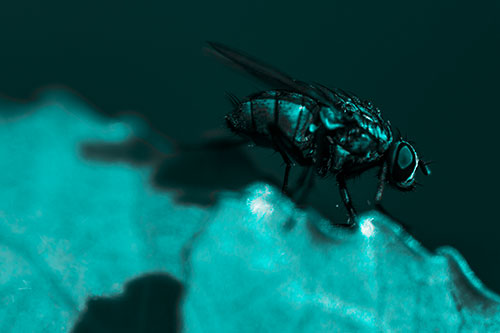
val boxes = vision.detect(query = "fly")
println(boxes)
[208,42,431,225]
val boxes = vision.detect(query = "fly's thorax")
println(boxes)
[311,103,393,174]
[319,98,393,161]
[319,106,346,131]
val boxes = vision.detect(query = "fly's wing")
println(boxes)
[315,83,383,119]
[207,42,334,106]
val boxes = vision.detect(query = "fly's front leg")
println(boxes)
[375,161,388,203]
[336,174,357,225]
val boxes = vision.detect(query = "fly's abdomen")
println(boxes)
[226,90,317,150]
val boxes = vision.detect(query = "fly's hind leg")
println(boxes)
[268,125,293,195]
[336,174,357,226]
[268,124,312,196]
[278,151,292,194]
[294,167,315,204]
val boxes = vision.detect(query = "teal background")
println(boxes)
[1,0,499,293]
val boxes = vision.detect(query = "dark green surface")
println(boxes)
[1,1,499,292]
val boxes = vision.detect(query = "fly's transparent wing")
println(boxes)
[207,42,333,106]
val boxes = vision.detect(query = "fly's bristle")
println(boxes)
[225,113,240,133]
[395,128,402,139]
[225,91,241,108]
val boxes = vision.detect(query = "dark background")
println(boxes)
[1,0,499,293]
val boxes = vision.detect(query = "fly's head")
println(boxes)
[386,139,431,191]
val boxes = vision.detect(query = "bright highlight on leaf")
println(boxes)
[247,185,274,218]
[360,217,375,238]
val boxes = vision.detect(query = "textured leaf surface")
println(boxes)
[0,92,205,331]
[182,184,500,331]
[1,91,499,332]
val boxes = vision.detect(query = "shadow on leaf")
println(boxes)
[72,273,183,333]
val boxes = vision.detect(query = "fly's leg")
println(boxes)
[268,125,293,195]
[268,124,313,196]
[373,162,413,231]
[267,125,311,165]
[279,151,292,194]
[375,161,388,203]
[336,174,357,226]
[294,167,315,204]
[295,167,311,189]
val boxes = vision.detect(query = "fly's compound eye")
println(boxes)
[390,141,418,189]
